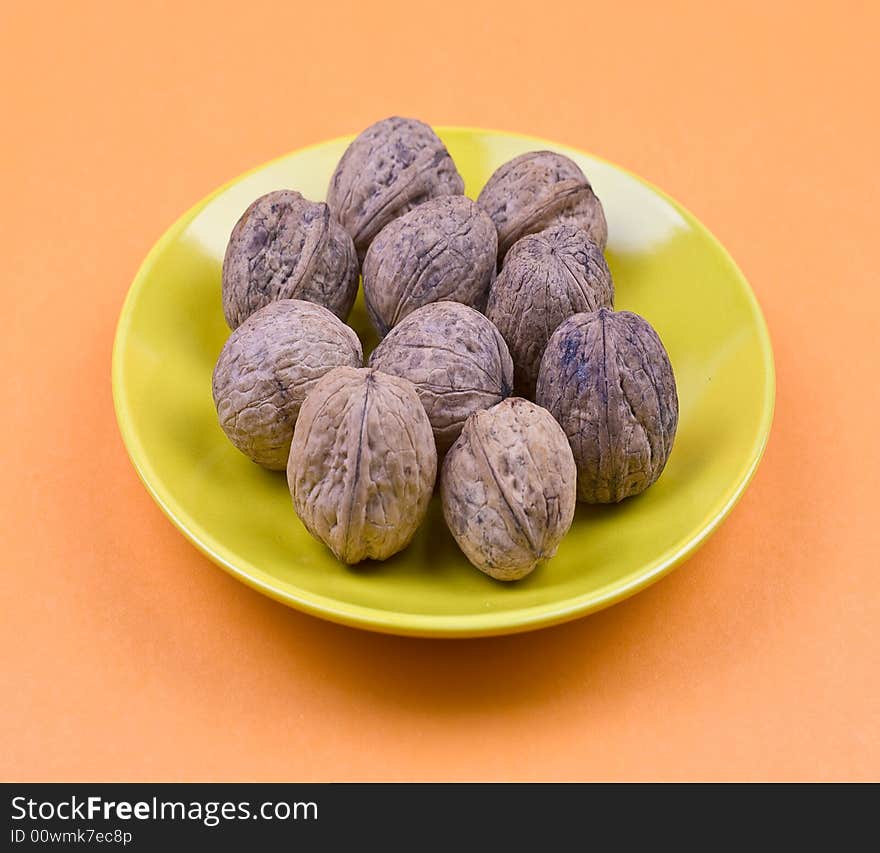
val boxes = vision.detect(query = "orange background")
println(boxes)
[2,1,878,781]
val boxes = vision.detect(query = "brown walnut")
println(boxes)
[535,309,678,503]
[368,302,514,455]
[441,397,577,581]
[486,224,614,399]
[476,151,608,264]
[222,190,358,329]
[327,116,465,262]
[361,196,497,337]
[212,299,363,470]
[287,367,437,564]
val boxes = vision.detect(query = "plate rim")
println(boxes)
[111,126,776,638]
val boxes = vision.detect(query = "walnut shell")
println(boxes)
[368,302,514,455]
[362,196,497,336]
[486,224,614,399]
[441,397,577,581]
[327,116,465,261]
[476,151,608,264]
[212,299,363,470]
[287,367,437,564]
[222,190,358,329]
[535,309,678,503]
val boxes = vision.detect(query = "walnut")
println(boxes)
[368,302,514,455]
[361,196,497,336]
[441,397,576,581]
[535,309,678,503]
[221,190,358,330]
[486,224,613,399]
[327,116,465,262]
[212,300,363,470]
[476,151,608,264]
[287,367,437,564]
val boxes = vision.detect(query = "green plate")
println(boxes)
[112,128,775,637]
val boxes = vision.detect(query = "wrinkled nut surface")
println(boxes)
[287,367,437,564]
[536,309,678,503]
[476,151,608,264]
[327,116,465,261]
[441,397,577,581]
[362,196,498,336]
[222,190,358,329]
[369,302,513,455]
[487,224,614,399]
[212,300,363,470]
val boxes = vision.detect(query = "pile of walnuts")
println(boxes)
[212,117,679,582]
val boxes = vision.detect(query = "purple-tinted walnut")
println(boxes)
[222,190,358,329]
[362,196,497,337]
[327,117,465,262]
[486,224,614,399]
[476,151,608,265]
[368,302,513,455]
[441,397,577,581]
[535,309,678,503]
[212,300,363,470]
[287,367,437,564]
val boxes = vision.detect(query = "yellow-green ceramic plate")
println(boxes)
[112,128,774,638]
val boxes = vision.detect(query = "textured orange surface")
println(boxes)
[1,1,878,781]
